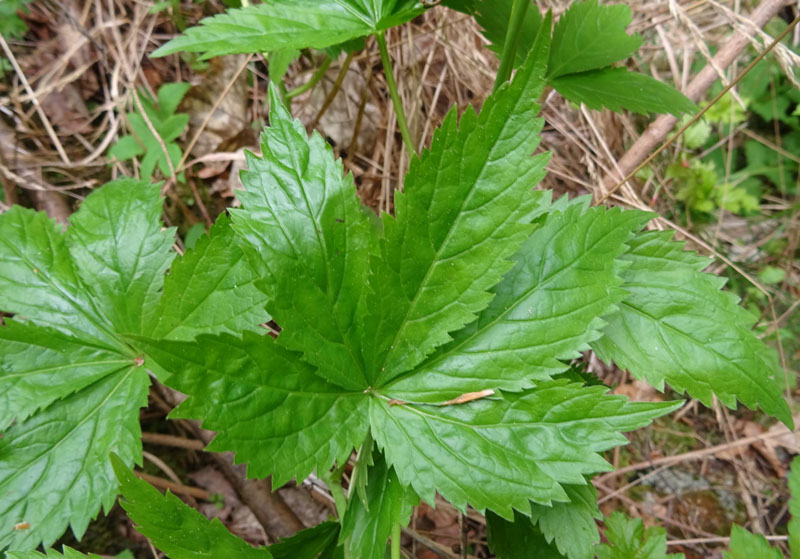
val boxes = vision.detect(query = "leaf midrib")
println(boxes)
[0,364,139,492]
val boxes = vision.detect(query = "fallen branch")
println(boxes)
[599,0,794,195]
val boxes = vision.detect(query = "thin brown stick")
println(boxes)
[598,11,800,204]
[141,432,205,451]
[0,34,70,164]
[134,471,211,500]
[171,54,253,186]
[668,535,788,546]
[597,427,798,481]
[310,51,355,130]
[598,0,795,197]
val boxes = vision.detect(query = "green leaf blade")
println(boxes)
[341,451,417,559]
[0,367,149,551]
[152,1,372,59]
[385,204,650,403]
[149,214,270,343]
[596,512,684,559]
[67,179,175,335]
[552,68,696,116]
[486,511,565,559]
[723,525,781,559]
[232,85,375,391]
[548,0,642,78]
[531,483,602,559]
[0,207,120,350]
[592,231,792,427]
[269,522,340,559]
[371,381,680,518]
[8,547,101,559]
[789,456,800,558]
[0,321,133,431]
[363,26,551,385]
[112,456,272,559]
[134,332,370,486]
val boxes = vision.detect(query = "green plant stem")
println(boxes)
[323,464,349,520]
[391,523,402,559]
[286,55,332,100]
[493,0,530,92]
[376,32,417,157]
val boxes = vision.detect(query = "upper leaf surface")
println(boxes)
[68,179,175,335]
[149,214,270,342]
[233,85,375,390]
[341,450,417,559]
[0,321,132,430]
[385,204,649,402]
[152,0,426,59]
[0,207,121,350]
[722,525,781,559]
[531,483,601,559]
[8,548,101,559]
[548,0,642,78]
[486,511,564,559]
[371,381,680,517]
[0,366,149,551]
[552,68,696,116]
[134,331,370,486]
[269,522,341,559]
[362,23,551,385]
[0,179,174,552]
[591,231,792,427]
[596,512,684,559]
[112,455,272,559]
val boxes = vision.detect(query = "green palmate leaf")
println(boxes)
[591,231,793,427]
[531,483,601,559]
[362,22,551,385]
[0,180,171,552]
[109,84,190,180]
[8,547,101,559]
[552,68,696,116]
[548,0,642,78]
[112,455,272,559]
[596,512,683,559]
[371,381,680,517]
[269,522,341,559]
[152,0,427,59]
[67,178,175,335]
[790,456,800,558]
[233,85,375,391]
[341,451,417,559]
[384,204,649,403]
[149,214,270,342]
[0,365,149,551]
[134,331,369,486]
[723,525,781,559]
[486,511,564,559]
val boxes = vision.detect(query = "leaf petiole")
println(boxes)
[391,522,402,559]
[493,0,530,92]
[285,55,333,100]
[376,31,417,157]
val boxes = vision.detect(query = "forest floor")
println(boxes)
[1,1,799,558]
